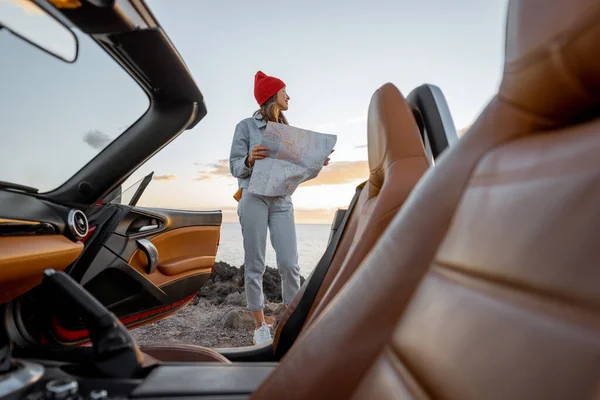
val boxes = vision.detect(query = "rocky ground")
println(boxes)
[130,262,305,348]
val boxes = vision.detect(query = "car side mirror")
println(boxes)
[0,0,78,63]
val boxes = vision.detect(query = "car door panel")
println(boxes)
[47,205,222,344]
[128,225,219,280]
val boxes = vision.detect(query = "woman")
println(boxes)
[229,71,329,345]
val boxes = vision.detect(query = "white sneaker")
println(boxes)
[253,322,272,345]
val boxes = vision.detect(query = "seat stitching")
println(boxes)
[433,260,600,316]
[387,345,434,400]
[496,93,561,126]
[388,154,433,163]
[552,40,596,99]
[470,159,599,187]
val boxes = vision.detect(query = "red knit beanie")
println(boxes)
[254,71,285,106]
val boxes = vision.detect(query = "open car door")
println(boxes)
[37,174,222,344]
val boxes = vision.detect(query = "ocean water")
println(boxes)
[216,223,331,277]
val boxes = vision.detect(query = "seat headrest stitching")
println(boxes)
[368,204,404,228]
[495,93,562,126]
[386,154,431,163]
[554,52,596,101]
[366,155,428,215]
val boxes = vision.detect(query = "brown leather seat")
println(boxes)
[253,0,600,398]
[274,83,430,351]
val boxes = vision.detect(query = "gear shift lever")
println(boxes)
[42,269,144,379]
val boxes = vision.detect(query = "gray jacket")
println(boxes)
[229,114,267,189]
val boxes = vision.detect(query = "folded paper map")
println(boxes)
[248,122,337,197]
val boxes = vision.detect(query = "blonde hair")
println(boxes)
[254,94,289,125]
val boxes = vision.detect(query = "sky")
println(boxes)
[0,0,509,224]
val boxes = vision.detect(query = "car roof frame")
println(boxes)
[38,0,207,207]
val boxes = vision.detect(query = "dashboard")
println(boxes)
[0,190,87,304]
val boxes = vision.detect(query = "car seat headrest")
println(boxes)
[367,83,427,189]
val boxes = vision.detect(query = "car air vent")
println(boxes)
[67,209,89,240]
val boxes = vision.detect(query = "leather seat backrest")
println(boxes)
[273,83,429,348]
[304,83,430,325]
[254,0,600,398]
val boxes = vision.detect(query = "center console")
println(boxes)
[0,270,276,400]
[6,359,276,399]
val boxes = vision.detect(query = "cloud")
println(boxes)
[195,159,230,182]
[83,130,112,150]
[153,174,178,181]
[303,160,368,187]
[206,159,230,175]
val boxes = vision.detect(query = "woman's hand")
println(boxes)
[324,149,334,166]
[246,145,269,167]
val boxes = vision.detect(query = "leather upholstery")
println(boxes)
[272,192,363,347]
[305,84,430,325]
[273,83,429,349]
[367,84,428,190]
[128,226,218,286]
[140,344,232,364]
[252,0,600,398]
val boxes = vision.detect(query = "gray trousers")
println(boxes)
[238,190,301,311]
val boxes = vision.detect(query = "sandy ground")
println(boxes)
[130,262,297,348]
[130,299,255,348]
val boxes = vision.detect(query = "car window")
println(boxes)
[0,26,149,193]
[107,171,154,206]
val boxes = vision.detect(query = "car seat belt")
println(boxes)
[275,180,366,359]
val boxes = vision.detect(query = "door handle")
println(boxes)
[138,224,159,232]
[136,238,158,274]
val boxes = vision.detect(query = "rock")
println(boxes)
[233,274,244,286]
[199,262,306,305]
[213,262,240,283]
[198,262,245,304]
[263,302,278,316]
[220,309,255,330]
[261,266,282,303]
[223,292,247,307]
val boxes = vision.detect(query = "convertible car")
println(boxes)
[1,0,598,398]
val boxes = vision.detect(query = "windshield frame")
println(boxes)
[21,0,207,208]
